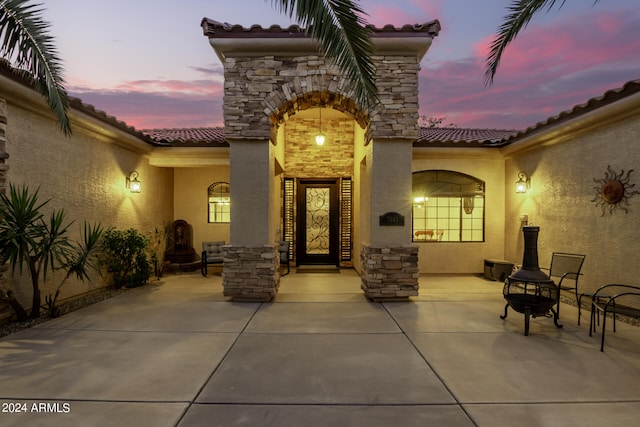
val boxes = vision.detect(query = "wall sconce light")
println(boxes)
[315,107,325,146]
[126,171,141,193]
[515,171,530,193]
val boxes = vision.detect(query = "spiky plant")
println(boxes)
[46,222,103,317]
[0,185,101,318]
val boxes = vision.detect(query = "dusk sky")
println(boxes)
[40,0,640,131]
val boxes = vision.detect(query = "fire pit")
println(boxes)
[500,226,562,336]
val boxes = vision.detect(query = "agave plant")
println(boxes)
[45,222,103,317]
[0,0,70,135]
[0,184,102,318]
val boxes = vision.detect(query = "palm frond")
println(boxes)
[0,0,71,135]
[272,0,378,111]
[485,0,600,85]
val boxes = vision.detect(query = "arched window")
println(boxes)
[412,170,485,242]
[208,182,230,223]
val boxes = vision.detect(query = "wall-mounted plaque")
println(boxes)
[379,212,404,226]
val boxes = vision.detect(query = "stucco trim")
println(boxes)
[413,147,504,160]
[209,37,435,61]
[149,146,230,167]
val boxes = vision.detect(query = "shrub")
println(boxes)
[101,228,151,289]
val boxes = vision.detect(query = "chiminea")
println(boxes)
[500,226,562,335]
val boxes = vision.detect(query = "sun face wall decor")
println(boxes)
[592,165,640,216]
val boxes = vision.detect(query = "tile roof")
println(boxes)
[415,128,518,147]
[201,19,441,39]
[67,98,161,145]
[141,127,228,147]
[504,79,640,143]
[0,60,160,145]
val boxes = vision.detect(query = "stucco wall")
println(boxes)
[174,165,231,251]
[504,114,640,294]
[412,149,506,274]
[369,139,414,246]
[3,99,173,307]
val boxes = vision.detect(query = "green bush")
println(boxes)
[101,228,151,289]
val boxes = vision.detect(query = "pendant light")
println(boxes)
[315,107,325,146]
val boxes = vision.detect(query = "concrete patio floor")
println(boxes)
[1,270,640,426]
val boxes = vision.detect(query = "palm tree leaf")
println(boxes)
[272,0,378,111]
[0,0,71,135]
[485,0,600,85]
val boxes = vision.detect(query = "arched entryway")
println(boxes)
[201,18,439,301]
[271,91,368,268]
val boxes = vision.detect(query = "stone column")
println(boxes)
[360,138,419,300]
[0,99,8,290]
[222,244,280,301]
[0,98,8,194]
[223,139,280,301]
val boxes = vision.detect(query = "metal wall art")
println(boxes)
[592,165,640,215]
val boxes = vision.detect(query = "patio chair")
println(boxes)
[543,252,585,322]
[589,284,640,351]
[201,241,225,276]
[278,240,291,276]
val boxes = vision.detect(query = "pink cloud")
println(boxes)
[423,8,640,129]
[68,63,226,129]
[115,79,223,96]
[366,0,441,27]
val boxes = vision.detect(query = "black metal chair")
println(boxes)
[201,241,225,276]
[589,284,640,351]
[544,252,585,322]
[278,240,290,276]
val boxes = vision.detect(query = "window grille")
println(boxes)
[208,182,230,223]
[412,170,485,242]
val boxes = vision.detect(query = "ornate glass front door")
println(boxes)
[296,179,339,265]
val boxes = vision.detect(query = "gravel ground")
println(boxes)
[0,287,129,338]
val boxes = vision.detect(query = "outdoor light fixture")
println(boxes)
[515,171,530,193]
[414,196,428,204]
[315,108,325,146]
[126,171,141,193]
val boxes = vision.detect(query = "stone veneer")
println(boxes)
[221,55,421,142]
[360,245,419,301]
[0,99,8,296]
[0,99,7,194]
[222,244,280,301]
[284,118,354,177]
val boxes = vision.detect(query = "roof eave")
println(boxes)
[202,19,440,62]
[501,89,640,157]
